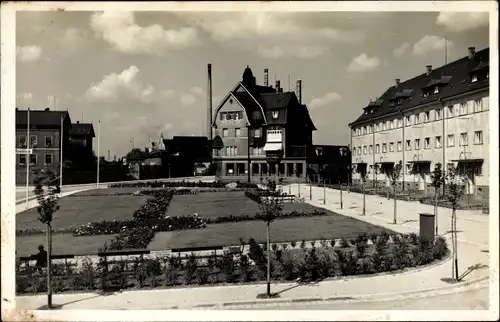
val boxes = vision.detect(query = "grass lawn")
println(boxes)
[16,233,117,257]
[148,215,395,250]
[167,191,317,219]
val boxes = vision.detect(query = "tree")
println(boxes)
[389,161,403,224]
[357,163,368,216]
[34,169,61,309]
[126,148,146,161]
[430,163,445,235]
[256,190,284,297]
[295,169,301,198]
[444,164,465,281]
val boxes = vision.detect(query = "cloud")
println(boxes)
[412,35,452,56]
[309,92,342,110]
[17,45,42,62]
[257,45,328,60]
[57,28,88,55]
[347,53,381,73]
[393,42,410,58]
[180,93,197,106]
[189,86,205,97]
[85,65,155,102]
[90,11,201,55]
[436,12,489,33]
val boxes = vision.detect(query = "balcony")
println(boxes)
[287,145,307,158]
[249,137,266,147]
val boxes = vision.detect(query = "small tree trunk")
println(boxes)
[393,185,397,224]
[450,208,456,280]
[47,223,53,309]
[362,181,366,216]
[298,180,301,198]
[434,189,438,236]
[453,207,459,280]
[266,223,271,297]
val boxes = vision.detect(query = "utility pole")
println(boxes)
[97,120,100,189]
[25,108,30,209]
[59,113,63,192]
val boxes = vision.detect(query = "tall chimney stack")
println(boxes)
[426,65,432,76]
[296,79,302,104]
[275,80,280,93]
[395,79,400,87]
[207,63,213,142]
[468,46,476,59]
[264,69,269,87]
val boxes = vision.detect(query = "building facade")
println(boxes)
[349,46,489,198]
[211,66,316,182]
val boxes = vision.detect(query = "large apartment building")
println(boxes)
[349,46,489,198]
[211,66,317,182]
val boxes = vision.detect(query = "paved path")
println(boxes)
[15,184,492,310]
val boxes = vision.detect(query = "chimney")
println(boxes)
[45,107,50,111]
[395,79,400,87]
[253,76,256,85]
[275,80,280,93]
[76,121,80,124]
[426,65,432,76]
[264,69,269,87]
[296,79,302,104]
[468,46,476,59]
[207,63,213,142]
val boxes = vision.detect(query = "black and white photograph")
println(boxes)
[1,1,498,321]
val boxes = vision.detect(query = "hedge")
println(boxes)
[109,180,257,189]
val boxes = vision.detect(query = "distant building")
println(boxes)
[349,46,489,198]
[68,121,95,154]
[211,66,316,182]
[308,145,351,184]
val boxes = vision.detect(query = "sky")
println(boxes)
[15,10,489,158]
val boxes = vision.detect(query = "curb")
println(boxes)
[187,274,489,309]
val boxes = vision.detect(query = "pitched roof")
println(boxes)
[16,109,69,127]
[350,47,489,126]
[69,122,95,138]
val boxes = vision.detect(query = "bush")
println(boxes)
[335,249,358,276]
[340,237,350,248]
[391,237,410,270]
[110,180,258,189]
[432,236,449,259]
[220,253,236,283]
[304,247,320,281]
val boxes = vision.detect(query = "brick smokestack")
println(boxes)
[426,65,432,76]
[468,46,476,59]
[395,79,400,87]
[264,69,269,87]
[207,63,213,142]
[296,79,302,104]
[275,80,280,93]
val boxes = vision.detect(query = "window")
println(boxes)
[45,136,53,148]
[379,122,384,131]
[253,111,261,120]
[272,111,279,119]
[473,99,483,112]
[382,143,387,153]
[389,142,394,152]
[30,154,37,165]
[423,91,429,98]
[460,132,468,146]
[397,118,403,128]
[459,102,468,115]
[19,155,26,166]
[405,115,412,126]
[235,128,242,137]
[435,108,442,120]
[376,144,380,153]
[434,86,439,94]
[415,139,420,150]
[405,140,411,151]
[447,105,454,117]
[424,111,430,122]
[352,147,356,155]
[414,113,420,124]
[254,128,261,138]
[375,123,380,132]
[386,121,391,130]
[471,74,478,83]
[382,122,387,131]
[447,134,455,147]
[18,135,26,147]
[226,146,238,156]
[363,146,367,155]
[220,112,227,120]
[435,136,442,148]
[474,131,483,145]
[406,164,412,174]
[397,141,402,151]
[369,145,373,154]
[424,137,431,149]
[226,163,235,175]
[45,154,53,165]
[222,128,229,137]
[30,135,37,146]
[471,163,483,176]
[358,147,361,155]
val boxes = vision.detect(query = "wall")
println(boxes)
[214,95,250,158]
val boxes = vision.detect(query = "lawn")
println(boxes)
[16,195,147,231]
[167,191,317,219]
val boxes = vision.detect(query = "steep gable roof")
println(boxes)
[69,122,95,138]
[350,47,489,126]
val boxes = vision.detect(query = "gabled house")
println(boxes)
[211,66,316,182]
[69,121,95,154]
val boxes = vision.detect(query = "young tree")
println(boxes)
[430,163,445,235]
[389,161,403,224]
[444,165,465,281]
[295,169,301,198]
[33,169,61,309]
[256,190,284,297]
[357,163,368,216]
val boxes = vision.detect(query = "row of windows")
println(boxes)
[360,161,483,176]
[219,146,265,157]
[225,162,304,176]
[220,111,244,121]
[354,99,486,137]
[18,153,54,166]
[17,135,55,148]
[353,131,484,155]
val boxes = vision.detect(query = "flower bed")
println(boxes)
[244,189,295,203]
[109,180,257,189]
[16,233,449,295]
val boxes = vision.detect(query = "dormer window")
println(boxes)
[423,92,429,98]
[272,111,279,119]
[397,98,404,105]
[433,86,439,94]
[471,74,478,83]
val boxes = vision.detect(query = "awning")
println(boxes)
[375,161,394,165]
[407,160,431,164]
[263,142,283,152]
[450,158,484,163]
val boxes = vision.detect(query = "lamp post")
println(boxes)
[25,108,31,209]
